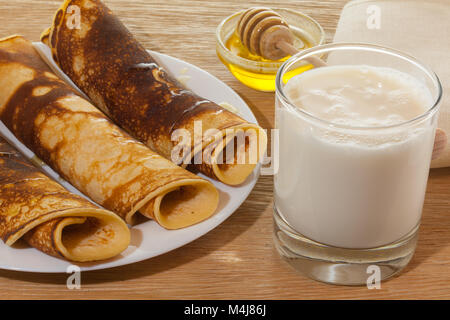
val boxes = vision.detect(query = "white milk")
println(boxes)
[274,65,436,249]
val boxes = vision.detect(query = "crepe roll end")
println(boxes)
[140,180,219,230]
[40,27,51,45]
[23,209,130,262]
[208,124,267,186]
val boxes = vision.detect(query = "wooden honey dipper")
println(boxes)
[237,7,447,161]
[236,7,326,66]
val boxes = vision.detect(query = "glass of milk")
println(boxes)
[273,43,442,285]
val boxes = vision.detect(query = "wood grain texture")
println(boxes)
[0,0,449,300]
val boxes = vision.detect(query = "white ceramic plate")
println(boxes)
[0,43,260,273]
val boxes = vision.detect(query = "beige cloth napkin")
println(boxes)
[333,0,450,168]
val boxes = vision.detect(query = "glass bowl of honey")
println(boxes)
[216,8,325,92]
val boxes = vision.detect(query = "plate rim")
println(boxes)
[0,43,261,273]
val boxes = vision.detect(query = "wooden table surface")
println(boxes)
[0,0,449,300]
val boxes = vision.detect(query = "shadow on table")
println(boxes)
[401,167,450,276]
[0,176,273,285]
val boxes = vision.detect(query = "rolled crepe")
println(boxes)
[0,137,130,262]
[41,0,267,186]
[0,35,218,229]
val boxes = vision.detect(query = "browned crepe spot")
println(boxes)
[0,136,130,262]
[0,35,218,229]
[43,0,267,185]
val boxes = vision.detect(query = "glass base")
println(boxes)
[273,205,419,286]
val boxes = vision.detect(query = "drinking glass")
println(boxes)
[273,43,442,285]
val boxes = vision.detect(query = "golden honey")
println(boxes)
[220,33,313,91]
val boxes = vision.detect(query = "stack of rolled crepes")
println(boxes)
[0,35,218,230]
[0,136,130,262]
[41,0,267,186]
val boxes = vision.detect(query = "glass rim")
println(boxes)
[275,42,443,131]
